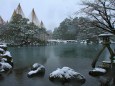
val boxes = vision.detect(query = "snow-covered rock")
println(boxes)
[0,58,7,62]
[0,44,7,51]
[0,62,12,72]
[2,51,12,57]
[49,67,85,84]
[27,63,45,77]
[0,50,13,66]
[0,48,4,53]
[89,67,107,77]
[0,44,13,67]
[0,44,7,48]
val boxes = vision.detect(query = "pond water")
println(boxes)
[0,43,115,86]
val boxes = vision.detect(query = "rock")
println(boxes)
[0,48,4,54]
[0,62,12,72]
[89,67,107,77]
[49,67,85,84]
[27,63,45,77]
[0,44,7,51]
[0,44,13,71]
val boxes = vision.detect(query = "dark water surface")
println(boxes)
[0,43,114,86]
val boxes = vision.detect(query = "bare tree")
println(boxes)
[81,0,115,34]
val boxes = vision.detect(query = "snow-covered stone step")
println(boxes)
[89,67,107,77]
[49,67,85,84]
[27,63,45,77]
[100,60,115,69]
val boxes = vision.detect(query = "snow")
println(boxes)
[32,63,45,69]
[2,51,12,57]
[0,44,7,48]
[103,60,115,63]
[33,63,39,68]
[28,66,42,75]
[98,33,113,37]
[92,68,106,73]
[0,48,4,52]
[28,63,45,76]
[0,58,7,62]
[50,67,83,79]
[0,62,12,72]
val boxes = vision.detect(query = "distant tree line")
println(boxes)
[53,0,115,43]
[52,17,104,43]
[0,14,47,46]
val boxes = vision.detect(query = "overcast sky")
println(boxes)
[0,0,82,31]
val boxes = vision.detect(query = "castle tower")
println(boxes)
[15,3,25,18]
[29,8,40,27]
[0,16,5,25]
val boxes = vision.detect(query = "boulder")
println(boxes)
[0,62,12,72]
[49,67,85,84]
[0,51,13,67]
[89,67,107,77]
[0,44,7,51]
[27,63,45,77]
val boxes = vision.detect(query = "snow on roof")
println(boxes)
[50,67,82,79]
[92,68,106,73]
[98,33,113,37]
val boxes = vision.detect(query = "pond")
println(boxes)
[0,43,114,86]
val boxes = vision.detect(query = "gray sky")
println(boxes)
[0,0,82,31]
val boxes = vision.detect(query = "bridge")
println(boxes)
[47,39,78,45]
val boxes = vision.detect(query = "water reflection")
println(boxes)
[0,74,4,81]
[53,44,102,58]
[9,46,48,69]
[0,44,113,86]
